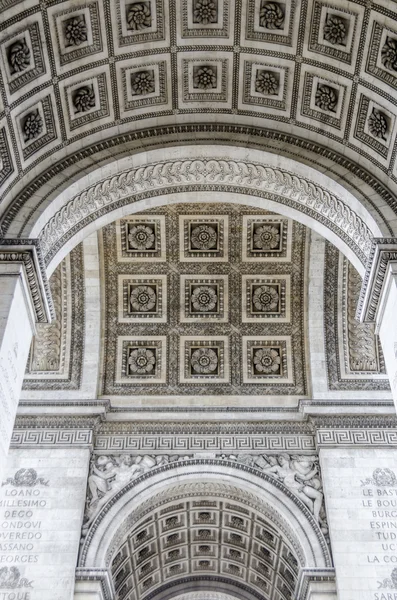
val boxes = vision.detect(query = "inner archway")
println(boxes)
[79,461,331,600]
[16,145,384,277]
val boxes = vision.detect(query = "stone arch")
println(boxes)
[80,460,331,573]
[19,145,384,277]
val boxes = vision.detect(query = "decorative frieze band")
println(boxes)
[11,428,93,447]
[39,158,372,266]
[316,428,397,447]
[312,416,397,447]
[10,416,101,448]
[295,568,337,600]
[0,239,54,322]
[357,238,397,322]
[94,433,316,452]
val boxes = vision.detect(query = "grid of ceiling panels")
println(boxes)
[100,204,307,398]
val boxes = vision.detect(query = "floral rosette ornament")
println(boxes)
[193,0,217,24]
[190,224,218,249]
[127,2,152,30]
[253,225,280,250]
[128,225,155,250]
[252,285,279,312]
[191,347,218,374]
[128,348,156,374]
[259,2,285,30]
[73,86,96,113]
[381,37,397,72]
[323,15,347,45]
[193,67,217,90]
[253,347,281,373]
[64,16,87,46]
[131,71,155,95]
[255,71,278,95]
[130,285,156,312]
[8,39,30,74]
[191,286,217,312]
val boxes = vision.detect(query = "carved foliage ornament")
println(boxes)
[39,160,373,264]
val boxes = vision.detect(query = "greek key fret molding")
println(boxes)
[39,158,373,266]
[95,433,316,452]
[357,238,397,322]
[311,416,397,448]
[95,421,315,452]
[75,568,114,600]
[0,239,54,322]
[10,415,102,448]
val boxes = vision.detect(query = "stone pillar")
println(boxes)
[74,568,114,600]
[0,445,91,600]
[315,417,397,600]
[0,242,53,482]
[358,240,397,408]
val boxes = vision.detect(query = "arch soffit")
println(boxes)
[80,461,331,571]
[28,146,382,277]
[1,127,396,243]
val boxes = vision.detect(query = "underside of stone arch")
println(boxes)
[79,463,331,600]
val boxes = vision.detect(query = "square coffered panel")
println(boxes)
[179,336,229,383]
[115,336,167,384]
[116,216,166,261]
[101,204,307,398]
[242,215,292,262]
[118,275,167,323]
[241,275,291,323]
[179,214,229,262]
[180,275,228,323]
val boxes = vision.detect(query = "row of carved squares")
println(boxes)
[116,215,292,262]
[117,274,291,323]
[115,335,293,384]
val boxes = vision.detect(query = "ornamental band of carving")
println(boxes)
[39,159,373,265]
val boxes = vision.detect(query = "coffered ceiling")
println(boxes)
[99,204,308,400]
[109,488,301,600]
[1,0,397,237]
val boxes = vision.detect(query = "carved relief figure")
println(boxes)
[83,454,190,532]
[220,453,327,532]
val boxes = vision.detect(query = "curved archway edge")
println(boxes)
[23,146,384,277]
[80,461,331,572]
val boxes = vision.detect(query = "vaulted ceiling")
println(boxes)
[1,0,397,238]
[22,204,389,401]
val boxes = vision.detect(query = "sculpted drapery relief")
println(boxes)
[82,453,327,536]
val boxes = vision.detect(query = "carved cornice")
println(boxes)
[75,568,114,600]
[357,238,397,323]
[0,239,54,322]
[39,158,372,266]
[295,568,336,600]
